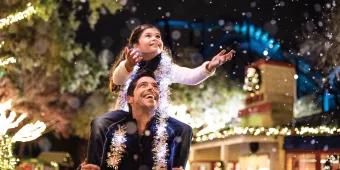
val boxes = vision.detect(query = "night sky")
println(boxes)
[75,0,333,81]
[77,0,331,50]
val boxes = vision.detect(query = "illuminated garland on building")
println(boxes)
[194,126,340,143]
[0,57,16,66]
[0,3,37,30]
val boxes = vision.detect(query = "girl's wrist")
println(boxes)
[125,60,134,72]
[205,62,213,72]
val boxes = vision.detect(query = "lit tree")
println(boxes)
[0,0,123,138]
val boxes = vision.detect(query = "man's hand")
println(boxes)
[80,162,100,170]
[206,49,236,72]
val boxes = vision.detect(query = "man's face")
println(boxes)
[128,76,160,109]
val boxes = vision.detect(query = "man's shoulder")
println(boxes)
[102,109,129,116]
[167,117,192,132]
[91,110,129,125]
[96,110,129,119]
[98,110,130,136]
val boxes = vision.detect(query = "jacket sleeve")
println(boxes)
[111,60,132,85]
[172,124,193,168]
[171,61,215,85]
[86,117,109,166]
[86,111,128,166]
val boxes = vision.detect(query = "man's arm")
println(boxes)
[172,123,193,168]
[86,117,111,166]
[86,111,128,165]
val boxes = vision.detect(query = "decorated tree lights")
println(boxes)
[0,0,125,139]
[239,59,296,127]
[0,100,46,169]
[0,3,36,30]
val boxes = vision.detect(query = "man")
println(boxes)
[82,72,192,170]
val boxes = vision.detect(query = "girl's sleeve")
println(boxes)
[111,60,133,85]
[171,61,216,85]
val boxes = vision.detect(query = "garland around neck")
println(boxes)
[108,52,173,169]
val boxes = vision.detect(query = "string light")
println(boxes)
[193,126,340,143]
[243,67,261,94]
[0,3,37,30]
[0,57,17,66]
[0,41,4,49]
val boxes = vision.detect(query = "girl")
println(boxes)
[109,24,235,94]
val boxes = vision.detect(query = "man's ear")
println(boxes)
[127,96,133,104]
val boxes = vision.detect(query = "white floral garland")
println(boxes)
[106,125,127,169]
[108,52,172,169]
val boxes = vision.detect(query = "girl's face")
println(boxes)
[133,28,163,61]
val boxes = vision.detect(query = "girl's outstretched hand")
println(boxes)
[206,49,235,72]
[124,47,143,72]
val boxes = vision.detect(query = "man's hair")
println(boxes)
[126,71,156,96]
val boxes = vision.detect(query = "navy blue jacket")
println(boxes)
[86,110,192,170]
[86,110,129,166]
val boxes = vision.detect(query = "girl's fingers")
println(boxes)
[218,49,226,56]
[135,56,143,63]
[130,49,137,56]
[130,50,140,59]
[132,53,139,61]
[126,49,134,59]
[224,50,236,60]
[124,47,128,54]
[219,58,225,65]
[124,47,130,57]
[224,54,232,61]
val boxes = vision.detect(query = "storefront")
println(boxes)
[189,135,285,170]
[285,136,340,170]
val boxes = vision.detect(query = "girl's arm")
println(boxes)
[171,61,215,85]
[111,60,133,85]
[171,49,235,85]
[111,47,142,86]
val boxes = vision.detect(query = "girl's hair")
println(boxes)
[109,24,165,93]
